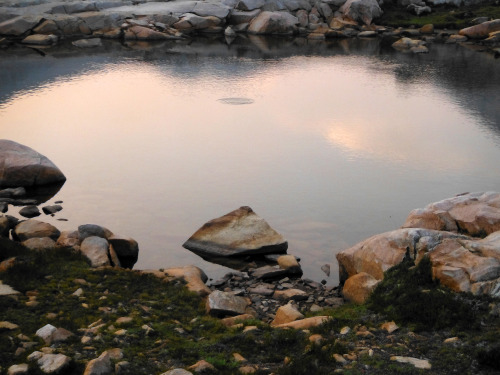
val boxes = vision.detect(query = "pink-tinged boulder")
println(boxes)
[339,0,382,26]
[163,265,211,296]
[183,206,287,258]
[247,11,299,35]
[336,227,500,297]
[336,228,464,282]
[0,140,66,188]
[402,192,500,237]
[342,272,380,304]
[459,19,500,39]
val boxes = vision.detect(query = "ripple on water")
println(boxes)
[217,97,254,105]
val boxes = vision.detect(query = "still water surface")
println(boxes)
[1,38,499,284]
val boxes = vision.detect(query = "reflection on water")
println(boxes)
[0,37,499,284]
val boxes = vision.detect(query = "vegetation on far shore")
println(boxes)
[1,240,500,374]
[379,1,500,28]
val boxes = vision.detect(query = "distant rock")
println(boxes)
[247,11,299,35]
[0,140,66,188]
[206,290,250,317]
[459,19,500,39]
[72,38,103,47]
[21,34,58,45]
[0,16,42,36]
[14,220,60,242]
[183,206,287,258]
[403,192,500,237]
[392,37,426,51]
[340,0,382,25]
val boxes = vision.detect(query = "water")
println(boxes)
[1,37,499,284]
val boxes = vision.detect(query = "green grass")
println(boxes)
[378,1,500,28]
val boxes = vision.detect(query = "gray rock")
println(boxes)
[237,0,265,11]
[229,9,261,24]
[78,224,113,241]
[0,140,66,188]
[248,286,275,295]
[251,265,289,279]
[0,187,26,198]
[22,237,56,251]
[407,4,431,16]
[321,264,331,276]
[262,0,287,11]
[72,38,102,48]
[0,16,42,36]
[19,205,40,218]
[80,236,110,267]
[193,2,231,18]
[247,11,299,34]
[21,34,58,45]
[296,9,308,27]
[206,290,250,317]
[285,0,312,11]
[14,220,60,242]
[183,206,287,257]
[84,352,112,375]
[339,0,382,25]
[42,205,62,215]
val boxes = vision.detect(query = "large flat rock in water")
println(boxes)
[0,140,66,187]
[183,206,287,257]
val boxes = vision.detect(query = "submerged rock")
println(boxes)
[0,140,66,188]
[183,206,287,258]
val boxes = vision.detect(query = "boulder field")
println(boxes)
[337,192,500,303]
[0,0,498,53]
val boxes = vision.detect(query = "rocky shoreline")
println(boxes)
[0,0,499,56]
[2,140,500,374]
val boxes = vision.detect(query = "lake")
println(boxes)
[1,36,499,284]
